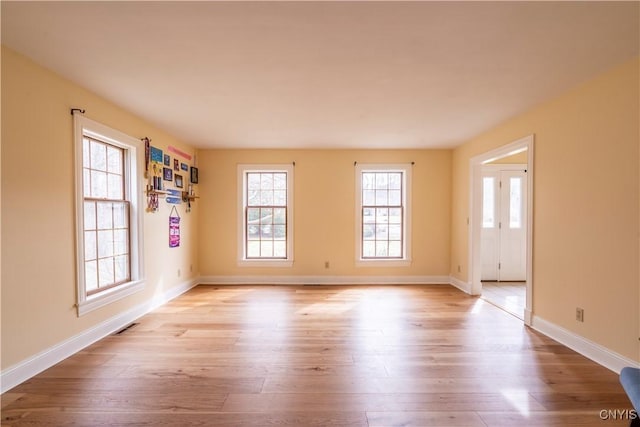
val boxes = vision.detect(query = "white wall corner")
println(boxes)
[0,278,199,393]
[532,315,640,374]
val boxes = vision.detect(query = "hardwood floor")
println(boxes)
[481,281,526,319]
[1,285,633,426]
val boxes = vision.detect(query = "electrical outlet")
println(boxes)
[576,307,584,322]
[457,265,462,273]
[324,261,330,269]
[177,268,181,278]
[190,264,193,272]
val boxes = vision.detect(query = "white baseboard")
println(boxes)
[1,278,198,393]
[448,276,472,294]
[199,275,451,286]
[532,315,640,374]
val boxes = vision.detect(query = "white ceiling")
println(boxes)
[2,1,638,149]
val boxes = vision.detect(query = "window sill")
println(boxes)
[77,280,145,316]
[238,259,294,268]
[356,259,411,268]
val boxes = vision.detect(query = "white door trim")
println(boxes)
[469,135,534,325]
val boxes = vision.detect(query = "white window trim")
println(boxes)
[73,114,145,316]
[237,164,294,267]
[355,163,412,267]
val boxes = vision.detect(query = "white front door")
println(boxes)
[481,166,527,281]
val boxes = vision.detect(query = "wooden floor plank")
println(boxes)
[1,285,632,427]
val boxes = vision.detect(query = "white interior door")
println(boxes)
[499,171,527,280]
[481,174,499,281]
[481,166,527,281]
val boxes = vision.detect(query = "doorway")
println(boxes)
[469,135,534,325]
[480,165,528,282]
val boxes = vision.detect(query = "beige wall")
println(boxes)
[1,47,199,369]
[487,150,527,164]
[197,149,451,278]
[451,57,639,361]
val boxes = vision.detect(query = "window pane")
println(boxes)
[388,190,401,206]
[510,177,522,228]
[363,224,375,240]
[273,173,286,190]
[98,258,114,287]
[375,190,388,205]
[388,241,402,257]
[482,177,495,228]
[363,241,376,257]
[375,173,388,189]
[363,190,375,205]
[260,173,273,190]
[247,224,260,240]
[114,255,129,283]
[84,231,97,260]
[247,207,260,223]
[91,171,108,198]
[97,203,113,229]
[376,208,389,224]
[83,138,91,168]
[90,140,107,171]
[107,146,122,174]
[248,173,261,190]
[260,224,272,238]
[260,241,273,257]
[260,208,273,224]
[273,225,286,240]
[376,225,388,240]
[362,173,374,190]
[107,174,123,200]
[363,208,375,223]
[247,190,260,206]
[273,208,286,224]
[388,173,402,190]
[97,230,114,258]
[114,229,128,255]
[113,203,128,229]
[273,241,286,257]
[273,190,286,206]
[85,261,98,292]
[247,241,260,257]
[260,190,273,205]
[83,169,91,197]
[389,224,402,240]
[376,241,389,257]
[84,202,96,230]
[389,208,402,224]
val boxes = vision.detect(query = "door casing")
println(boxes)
[469,135,534,325]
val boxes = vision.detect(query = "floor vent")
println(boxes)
[113,322,139,335]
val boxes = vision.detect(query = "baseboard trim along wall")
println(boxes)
[532,315,640,374]
[198,275,452,286]
[0,278,199,394]
[447,276,472,294]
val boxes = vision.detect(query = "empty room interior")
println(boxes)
[1,2,639,426]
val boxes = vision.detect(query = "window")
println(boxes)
[238,164,294,266]
[355,163,411,266]
[74,114,144,315]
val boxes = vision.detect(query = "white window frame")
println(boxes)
[237,164,294,267]
[74,114,145,316]
[355,163,412,267]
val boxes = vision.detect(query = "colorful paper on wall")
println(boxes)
[169,215,180,248]
[150,146,163,163]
